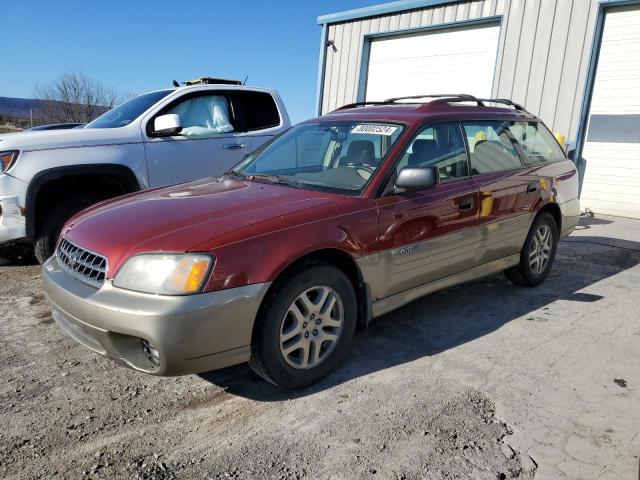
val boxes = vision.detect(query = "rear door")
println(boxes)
[375,122,480,299]
[143,90,253,187]
[231,90,286,152]
[462,121,541,265]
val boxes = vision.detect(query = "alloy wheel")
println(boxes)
[279,285,344,369]
[529,224,552,274]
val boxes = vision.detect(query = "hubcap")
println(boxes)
[529,224,552,274]
[279,285,344,370]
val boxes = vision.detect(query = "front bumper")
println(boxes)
[42,256,271,375]
[0,196,26,244]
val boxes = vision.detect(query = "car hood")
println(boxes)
[0,126,138,152]
[63,177,345,276]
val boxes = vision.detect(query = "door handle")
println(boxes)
[459,198,475,211]
[527,183,539,193]
[223,143,247,150]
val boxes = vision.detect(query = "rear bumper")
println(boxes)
[42,256,270,375]
[559,198,580,239]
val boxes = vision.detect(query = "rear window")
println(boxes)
[463,122,523,174]
[234,91,280,131]
[507,122,565,163]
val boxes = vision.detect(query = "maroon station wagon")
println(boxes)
[43,95,580,388]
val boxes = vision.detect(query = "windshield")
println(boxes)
[85,90,173,129]
[235,121,404,194]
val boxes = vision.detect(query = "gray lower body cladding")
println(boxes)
[42,256,270,375]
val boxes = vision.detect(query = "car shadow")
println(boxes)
[198,236,640,400]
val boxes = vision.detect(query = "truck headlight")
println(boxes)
[113,254,214,295]
[0,150,19,173]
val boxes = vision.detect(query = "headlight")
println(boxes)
[113,254,214,295]
[0,150,19,173]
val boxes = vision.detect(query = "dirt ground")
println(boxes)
[1,217,638,479]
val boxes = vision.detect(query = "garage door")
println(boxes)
[581,6,640,219]
[364,22,501,101]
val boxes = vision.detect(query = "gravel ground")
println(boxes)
[1,228,638,479]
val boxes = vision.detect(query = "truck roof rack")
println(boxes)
[183,77,243,86]
[478,98,528,112]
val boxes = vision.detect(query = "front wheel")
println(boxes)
[33,197,98,264]
[505,212,558,287]
[249,264,357,388]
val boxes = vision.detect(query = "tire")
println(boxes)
[33,197,98,264]
[505,212,558,287]
[249,264,357,388]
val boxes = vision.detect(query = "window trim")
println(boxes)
[460,119,528,177]
[380,120,473,197]
[145,90,239,139]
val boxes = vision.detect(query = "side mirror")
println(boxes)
[153,114,182,136]
[395,166,439,191]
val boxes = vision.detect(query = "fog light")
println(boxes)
[141,339,160,367]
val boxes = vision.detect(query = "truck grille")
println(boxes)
[56,238,108,288]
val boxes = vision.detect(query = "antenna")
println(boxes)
[243,75,249,85]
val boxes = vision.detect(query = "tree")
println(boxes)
[33,72,123,124]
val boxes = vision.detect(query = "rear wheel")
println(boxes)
[249,264,357,388]
[505,212,558,287]
[33,197,98,264]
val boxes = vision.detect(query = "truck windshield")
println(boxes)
[234,121,404,195]
[85,90,173,129]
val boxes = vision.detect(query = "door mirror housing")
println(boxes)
[153,114,182,136]
[395,166,439,191]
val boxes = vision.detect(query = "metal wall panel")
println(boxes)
[319,0,600,143]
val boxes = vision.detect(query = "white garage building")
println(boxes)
[316,0,640,219]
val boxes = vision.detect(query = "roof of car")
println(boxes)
[317,96,540,125]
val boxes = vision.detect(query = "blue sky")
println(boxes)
[0,0,383,123]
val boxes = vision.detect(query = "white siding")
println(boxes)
[320,0,600,143]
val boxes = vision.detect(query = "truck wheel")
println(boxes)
[249,264,357,388]
[505,212,558,287]
[33,197,97,264]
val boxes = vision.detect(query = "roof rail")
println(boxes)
[183,77,243,86]
[333,101,391,111]
[478,98,528,112]
[385,94,485,106]
[332,94,531,112]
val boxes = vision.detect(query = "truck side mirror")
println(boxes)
[153,114,182,136]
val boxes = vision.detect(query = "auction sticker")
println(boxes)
[351,124,398,136]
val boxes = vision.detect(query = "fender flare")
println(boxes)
[25,164,140,237]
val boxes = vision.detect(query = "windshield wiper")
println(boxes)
[247,174,304,189]
[223,169,247,178]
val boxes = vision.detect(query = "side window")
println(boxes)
[166,94,234,138]
[234,91,281,131]
[396,122,469,182]
[463,122,523,174]
[507,121,565,164]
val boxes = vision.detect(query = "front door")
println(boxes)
[143,92,252,187]
[375,122,480,299]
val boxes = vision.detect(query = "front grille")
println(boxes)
[56,238,108,288]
